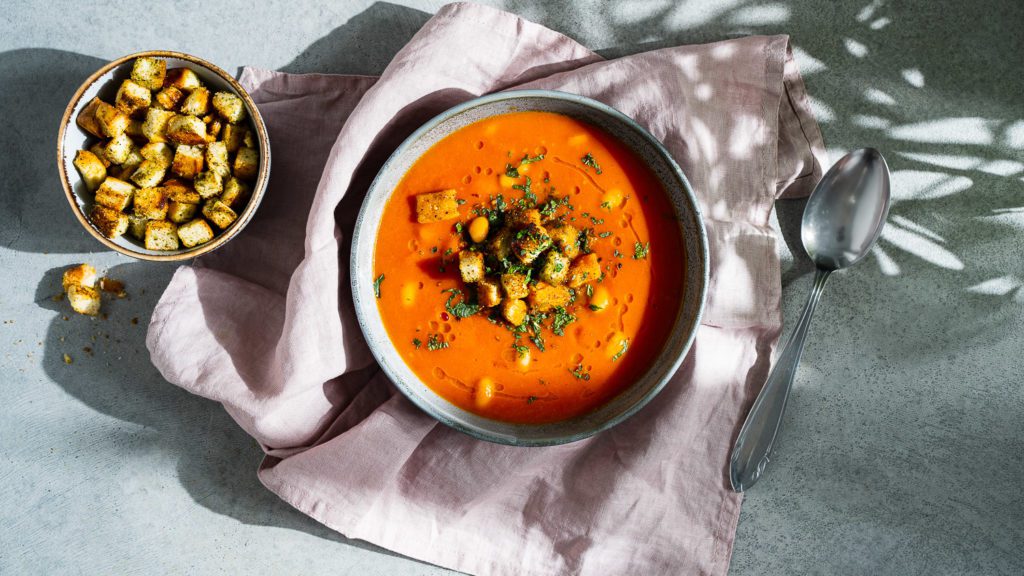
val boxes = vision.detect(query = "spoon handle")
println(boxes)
[729,267,831,492]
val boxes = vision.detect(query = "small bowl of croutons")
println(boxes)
[57,51,270,260]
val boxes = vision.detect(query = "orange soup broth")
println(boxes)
[374,111,684,424]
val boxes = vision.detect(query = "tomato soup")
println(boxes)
[373,111,684,424]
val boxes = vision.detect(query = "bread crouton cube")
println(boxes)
[458,250,485,283]
[205,141,230,177]
[126,119,145,140]
[177,218,214,247]
[62,263,97,290]
[89,204,129,239]
[140,142,174,168]
[94,177,135,211]
[538,250,571,285]
[133,187,168,219]
[502,298,528,326]
[167,199,198,223]
[114,79,151,116]
[131,57,166,90]
[102,132,134,165]
[87,142,111,168]
[243,130,255,148]
[232,147,259,181]
[130,160,167,188]
[67,284,101,316]
[73,150,107,191]
[211,91,247,123]
[205,118,222,142]
[166,114,208,145]
[476,277,502,307]
[488,227,514,261]
[179,86,210,116]
[414,189,459,223]
[506,208,542,229]
[127,214,149,240]
[94,100,130,138]
[171,145,204,179]
[220,177,250,208]
[548,223,580,259]
[194,170,223,199]
[144,220,179,251]
[154,85,184,110]
[141,108,175,143]
[500,273,530,299]
[527,281,572,313]
[221,123,247,152]
[202,199,237,229]
[164,67,203,91]
[512,224,552,265]
[113,147,144,180]
[163,179,200,203]
[76,97,106,138]
[566,253,601,288]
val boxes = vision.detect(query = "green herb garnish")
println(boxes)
[581,153,603,175]
[598,231,612,238]
[412,338,422,349]
[550,307,576,336]
[571,364,591,381]
[633,241,650,260]
[443,288,480,319]
[373,274,385,298]
[612,339,629,362]
[505,163,520,178]
[426,334,449,351]
[520,153,545,165]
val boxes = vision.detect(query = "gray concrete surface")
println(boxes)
[2,1,1022,574]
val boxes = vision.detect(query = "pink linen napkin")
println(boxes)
[146,3,826,574]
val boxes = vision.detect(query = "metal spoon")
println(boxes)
[729,148,891,492]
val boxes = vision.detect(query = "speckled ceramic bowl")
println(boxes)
[57,50,271,261]
[351,90,708,446]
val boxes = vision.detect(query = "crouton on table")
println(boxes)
[62,263,97,290]
[67,284,101,316]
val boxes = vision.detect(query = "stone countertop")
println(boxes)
[1,1,1021,574]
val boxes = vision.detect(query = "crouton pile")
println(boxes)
[72,57,260,251]
[62,264,101,316]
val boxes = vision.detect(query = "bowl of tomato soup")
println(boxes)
[351,90,708,445]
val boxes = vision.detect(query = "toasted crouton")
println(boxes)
[94,100,130,138]
[127,214,149,240]
[477,277,502,307]
[194,170,223,199]
[502,298,528,326]
[220,177,250,208]
[205,141,230,177]
[102,132,134,165]
[205,118,222,142]
[488,228,514,261]
[141,108,175,143]
[566,253,601,288]
[500,273,530,300]
[62,263,97,290]
[114,79,151,116]
[179,86,210,116]
[458,250,485,283]
[201,199,237,229]
[164,67,203,91]
[130,160,167,188]
[87,142,111,168]
[114,147,144,180]
[166,114,207,145]
[548,223,580,259]
[512,223,552,265]
[243,130,255,148]
[232,147,259,181]
[527,281,572,313]
[163,179,200,203]
[221,123,247,152]
[139,142,174,168]
[154,85,184,110]
[133,187,168,219]
[94,177,135,211]
[414,189,459,223]
[177,218,214,247]
[211,91,246,123]
[73,150,107,191]
[67,284,101,316]
[507,208,542,229]
[171,145,204,179]
[131,57,166,90]
[167,199,198,223]
[125,119,145,140]
[89,204,129,239]
[538,250,571,285]
[76,97,106,138]
[144,220,179,251]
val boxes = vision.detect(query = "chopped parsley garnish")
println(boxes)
[586,284,594,297]
[412,338,422,349]
[633,241,650,260]
[373,274,385,298]
[456,198,467,205]
[443,288,480,319]
[454,222,463,234]
[571,364,591,381]
[513,343,530,357]
[612,339,629,362]
[588,304,601,311]
[539,195,571,218]
[527,395,537,404]
[581,153,603,175]
[444,248,453,256]
[512,177,536,205]
[426,334,449,351]
[431,246,438,253]
[550,307,576,336]
[613,249,623,259]
[505,163,520,178]
[598,231,612,238]
[600,201,612,210]
[520,153,545,165]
